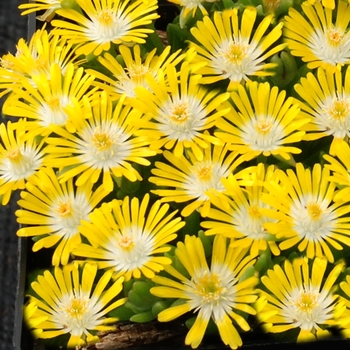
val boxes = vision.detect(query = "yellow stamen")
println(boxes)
[296,291,317,313]
[66,297,88,319]
[99,11,114,25]
[170,103,190,122]
[57,203,72,217]
[307,203,322,220]
[7,148,23,162]
[128,64,149,78]
[196,272,226,303]
[222,42,248,63]
[248,205,262,218]
[197,166,213,181]
[328,99,350,120]
[92,131,113,151]
[118,234,134,249]
[256,119,272,134]
[327,28,344,46]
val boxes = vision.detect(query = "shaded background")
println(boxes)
[0,0,28,349]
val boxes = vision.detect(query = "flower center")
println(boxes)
[92,131,113,151]
[99,10,114,26]
[196,272,226,303]
[248,205,262,218]
[307,203,322,220]
[197,165,213,181]
[295,291,318,313]
[170,103,191,122]
[127,64,149,79]
[57,202,72,217]
[7,148,22,162]
[65,296,89,319]
[256,119,272,134]
[118,234,135,250]
[47,97,61,109]
[328,98,350,120]
[326,28,344,46]
[222,42,248,63]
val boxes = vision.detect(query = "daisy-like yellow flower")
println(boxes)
[324,140,350,201]
[215,81,309,162]
[257,257,344,341]
[45,91,156,192]
[132,61,229,161]
[19,0,63,21]
[16,167,110,266]
[3,62,96,137]
[0,120,46,206]
[294,67,350,155]
[87,44,185,101]
[73,194,185,281]
[151,234,258,349]
[0,27,84,98]
[262,163,350,263]
[149,142,244,217]
[25,262,126,348]
[188,7,285,89]
[284,1,350,72]
[201,164,280,257]
[51,0,159,57]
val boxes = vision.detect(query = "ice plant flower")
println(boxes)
[283,1,350,72]
[149,142,244,217]
[132,61,229,161]
[215,81,309,162]
[51,0,160,56]
[188,7,285,89]
[45,91,156,192]
[18,0,63,21]
[25,262,126,348]
[2,63,96,137]
[73,194,185,281]
[257,257,344,341]
[16,167,110,265]
[324,140,350,201]
[0,28,84,98]
[201,164,280,256]
[87,44,185,101]
[294,67,350,155]
[151,234,258,349]
[262,163,350,263]
[0,120,46,205]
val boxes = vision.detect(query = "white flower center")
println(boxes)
[317,94,350,138]
[88,10,131,43]
[240,115,285,152]
[232,203,274,240]
[106,225,155,272]
[158,96,207,142]
[281,286,334,330]
[309,27,350,66]
[212,38,263,82]
[50,194,92,238]
[290,196,336,241]
[185,263,237,321]
[80,123,132,169]
[38,95,70,126]
[184,161,229,200]
[1,146,43,182]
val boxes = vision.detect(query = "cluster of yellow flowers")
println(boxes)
[2,0,350,348]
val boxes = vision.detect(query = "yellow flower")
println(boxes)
[257,257,344,341]
[201,164,280,257]
[87,44,185,101]
[16,167,110,265]
[324,140,350,200]
[45,91,156,192]
[0,27,84,98]
[151,234,258,349]
[25,262,126,348]
[284,1,350,72]
[0,120,46,205]
[294,67,350,155]
[149,142,244,217]
[262,163,350,263]
[3,62,96,137]
[215,81,309,162]
[73,194,184,280]
[51,0,160,56]
[132,61,229,161]
[188,8,285,89]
